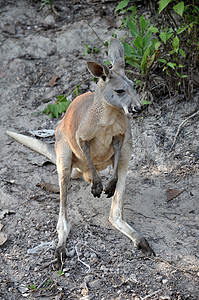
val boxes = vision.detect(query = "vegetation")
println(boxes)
[115,0,198,99]
[41,84,82,118]
[40,0,60,16]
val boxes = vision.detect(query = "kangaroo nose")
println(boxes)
[128,105,143,114]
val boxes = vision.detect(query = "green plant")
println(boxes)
[29,284,37,291]
[41,84,82,118]
[40,0,53,10]
[40,0,60,16]
[42,95,71,119]
[45,279,51,287]
[58,270,64,276]
[123,16,160,75]
[115,1,160,78]
[157,0,199,96]
[115,0,198,98]
[84,44,100,55]
[73,84,82,97]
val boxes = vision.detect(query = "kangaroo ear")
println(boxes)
[108,39,125,69]
[87,61,109,80]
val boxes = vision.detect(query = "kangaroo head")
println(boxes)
[87,39,142,116]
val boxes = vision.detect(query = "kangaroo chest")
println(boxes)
[90,116,127,163]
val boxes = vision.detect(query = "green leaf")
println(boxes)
[166,32,173,41]
[179,48,185,57]
[149,25,159,33]
[159,0,172,13]
[58,101,71,114]
[142,99,152,105]
[140,15,150,35]
[143,30,152,52]
[126,5,136,13]
[169,49,175,54]
[115,0,129,12]
[177,26,187,34]
[148,38,158,55]
[172,36,179,51]
[181,74,188,78]
[134,36,143,51]
[167,62,176,69]
[56,95,67,102]
[123,42,137,57]
[173,2,184,16]
[141,46,150,74]
[159,32,167,44]
[126,59,141,70]
[155,41,161,50]
[104,59,111,65]
[127,21,139,38]
[159,58,167,63]
[176,71,181,77]
[49,104,59,118]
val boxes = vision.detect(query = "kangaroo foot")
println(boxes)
[91,179,103,198]
[136,237,155,256]
[104,177,117,198]
[55,246,67,269]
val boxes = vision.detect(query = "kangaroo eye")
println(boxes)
[115,89,125,94]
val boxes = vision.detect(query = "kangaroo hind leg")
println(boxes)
[109,144,155,256]
[55,140,72,268]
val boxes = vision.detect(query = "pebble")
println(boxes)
[3,23,16,34]
[162,279,168,284]
[87,279,101,289]
[43,15,55,26]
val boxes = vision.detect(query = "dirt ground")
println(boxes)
[0,1,199,299]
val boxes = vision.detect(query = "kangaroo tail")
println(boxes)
[6,131,56,164]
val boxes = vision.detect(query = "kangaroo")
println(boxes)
[7,39,154,267]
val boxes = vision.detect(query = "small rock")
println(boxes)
[84,275,94,283]
[18,284,29,294]
[87,279,101,289]
[79,296,90,300]
[90,257,98,265]
[3,23,16,34]
[66,248,75,258]
[162,279,168,284]
[43,15,55,26]
[90,252,97,259]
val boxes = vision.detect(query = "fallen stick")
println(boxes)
[75,244,91,272]
[170,109,199,150]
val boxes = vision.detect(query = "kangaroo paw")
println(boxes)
[55,246,67,269]
[104,177,117,198]
[137,237,155,256]
[91,180,103,198]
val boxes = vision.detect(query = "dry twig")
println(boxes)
[154,256,199,278]
[75,244,91,272]
[170,109,199,150]
[40,258,58,269]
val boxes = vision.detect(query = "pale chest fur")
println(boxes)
[89,109,127,163]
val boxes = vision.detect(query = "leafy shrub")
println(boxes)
[115,0,199,98]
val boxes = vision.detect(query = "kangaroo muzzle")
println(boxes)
[128,105,143,114]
